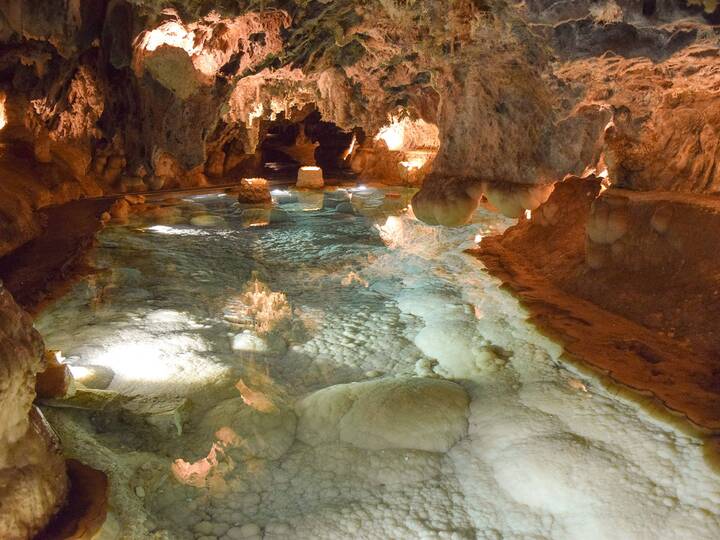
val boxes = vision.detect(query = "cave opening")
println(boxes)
[258,110,356,181]
[0,1,719,539]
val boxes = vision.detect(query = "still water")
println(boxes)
[37,187,720,540]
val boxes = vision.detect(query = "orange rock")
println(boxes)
[35,459,109,540]
[35,351,74,399]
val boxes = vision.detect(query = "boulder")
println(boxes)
[236,178,271,204]
[295,377,469,453]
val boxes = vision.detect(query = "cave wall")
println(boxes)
[1,1,720,533]
[1,0,717,204]
[0,286,67,539]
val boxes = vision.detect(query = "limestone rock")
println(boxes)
[236,178,272,205]
[296,167,324,189]
[295,377,469,453]
[203,398,297,460]
[0,286,68,538]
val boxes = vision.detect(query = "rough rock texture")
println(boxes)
[477,176,720,429]
[412,1,720,223]
[0,286,68,538]
[1,0,720,531]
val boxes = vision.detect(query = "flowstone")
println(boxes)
[296,377,469,453]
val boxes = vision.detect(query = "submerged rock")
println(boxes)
[295,377,469,453]
[190,214,225,228]
[232,331,269,353]
[203,398,297,460]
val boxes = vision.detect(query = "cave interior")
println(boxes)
[1,1,720,539]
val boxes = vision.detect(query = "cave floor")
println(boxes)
[35,188,720,539]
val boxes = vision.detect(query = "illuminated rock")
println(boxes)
[35,351,75,399]
[296,166,324,189]
[295,377,469,453]
[232,331,269,353]
[411,177,479,227]
[236,178,271,205]
[109,199,130,220]
[0,287,67,538]
[587,196,628,244]
[202,398,296,460]
[483,182,555,219]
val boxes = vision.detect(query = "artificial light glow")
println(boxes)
[300,166,321,171]
[90,342,180,383]
[375,115,441,152]
[400,157,427,171]
[247,102,264,127]
[67,365,93,381]
[343,135,357,160]
[0,93,6,131]
[244,177,267,186]
[376,119,405,151]
[144,225,208,236]
[142,21,197,54]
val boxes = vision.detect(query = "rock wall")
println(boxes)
[0,0,719,535]
[0,286,67,539]
[413,1,720,224]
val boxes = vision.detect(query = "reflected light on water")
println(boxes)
[145,225,207,236]
[376,215,405,249]
[67,365,93,381]
[89,342,179,382]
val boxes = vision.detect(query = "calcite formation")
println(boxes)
[296,166,324,189]
[295,377,469,453]
[236,177,272,204]
[1,0,720,535]
[0,286,67,539]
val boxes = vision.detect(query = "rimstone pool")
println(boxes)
[36,188,720,539]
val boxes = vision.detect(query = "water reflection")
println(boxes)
[35,187,720,540]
